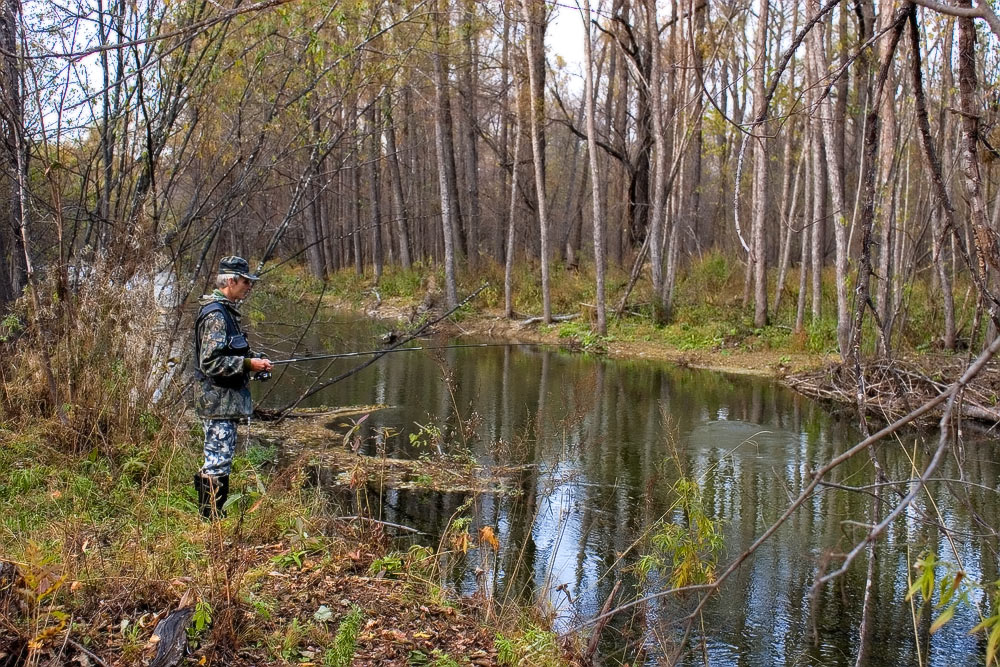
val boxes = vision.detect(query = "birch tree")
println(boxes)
[432,0,459,307]
[750,0,770,327]
[582,0,607,334]
[520,0,551,322]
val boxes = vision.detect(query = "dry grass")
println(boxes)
[0,260,183,456]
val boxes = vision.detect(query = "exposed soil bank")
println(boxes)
[342,293,839,378]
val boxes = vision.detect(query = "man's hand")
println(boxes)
[248,357,273,372]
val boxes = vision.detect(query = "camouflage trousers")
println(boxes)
[201,419,238,476]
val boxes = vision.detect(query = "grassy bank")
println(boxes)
[0,420,570,665]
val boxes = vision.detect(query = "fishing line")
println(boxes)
[269,342,541,366]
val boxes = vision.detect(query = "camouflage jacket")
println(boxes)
[194,291,259,419]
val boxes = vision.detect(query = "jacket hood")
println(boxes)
[198,289,240,309]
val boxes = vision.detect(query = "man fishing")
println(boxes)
[192,256,273,519]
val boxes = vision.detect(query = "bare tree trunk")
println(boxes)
[503,101,522,319]
[607,0,627,267]
[431,2,467,263]
[774,1,801,317]
[0,0,24,307]
[582,0,606,335]
[336,149,347,269]
[304,104,326,278]
[559,95,589,268]
[810,156,825,324]
[751,0,770,327]
[368,102,383,283]
[685,0,706,259]
[805,28,828,326]
[796,135,813,333]
[874,5,901,355]
[775,136,804,315]
[432,0,459,308]
[96,0,115,252]
[849,7,908,364]
[809,0,850,353]
[908,9,954,350]
[384,97,412,270]
[504,103,522,319]
[659,0,687,322]
[459,0,480,264]
[646,0,667,323]
[628,6,653,253]
[498,5,511,263]
[601,0,628,266]
[348,99,363,275]
[317,121,335,275]
[957,0,1000,328]
[519,0,551,322]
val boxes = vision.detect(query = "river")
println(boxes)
[253,306,997,665]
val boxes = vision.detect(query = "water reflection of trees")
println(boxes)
[281,320,1000,665]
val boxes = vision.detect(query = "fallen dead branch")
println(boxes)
[332,516,425,535]
[518,312,580,326]
[787,356,1000,425]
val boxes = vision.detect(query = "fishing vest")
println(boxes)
[194,301,250,390]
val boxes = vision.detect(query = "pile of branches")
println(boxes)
[787,356,1000,426]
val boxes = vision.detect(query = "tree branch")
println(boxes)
[550,84,631,169]
[910,0,1000,39]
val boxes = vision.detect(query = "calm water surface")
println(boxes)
[253,306,999,665]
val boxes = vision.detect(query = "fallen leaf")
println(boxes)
[479,526,499,550]
[178,588,196,609]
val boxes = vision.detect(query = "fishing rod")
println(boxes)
[269,342,539,366]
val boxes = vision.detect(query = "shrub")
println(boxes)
[0,260,181,456]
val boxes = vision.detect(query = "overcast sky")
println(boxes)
[548,2,589,94]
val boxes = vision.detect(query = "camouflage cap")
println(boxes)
[218,256,259,281]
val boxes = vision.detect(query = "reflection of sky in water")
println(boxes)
[257,311,998,666]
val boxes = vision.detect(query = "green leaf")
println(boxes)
[972,613,1000,636]
[930,602,957,634]
[988,622,1000,666]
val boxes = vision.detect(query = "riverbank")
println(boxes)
[322,287,839,379]
[264,257,856,382]
[0,267,577,665]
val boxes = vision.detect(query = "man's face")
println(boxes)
[223,276,255,301]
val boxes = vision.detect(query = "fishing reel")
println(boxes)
[252,354,271,382]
